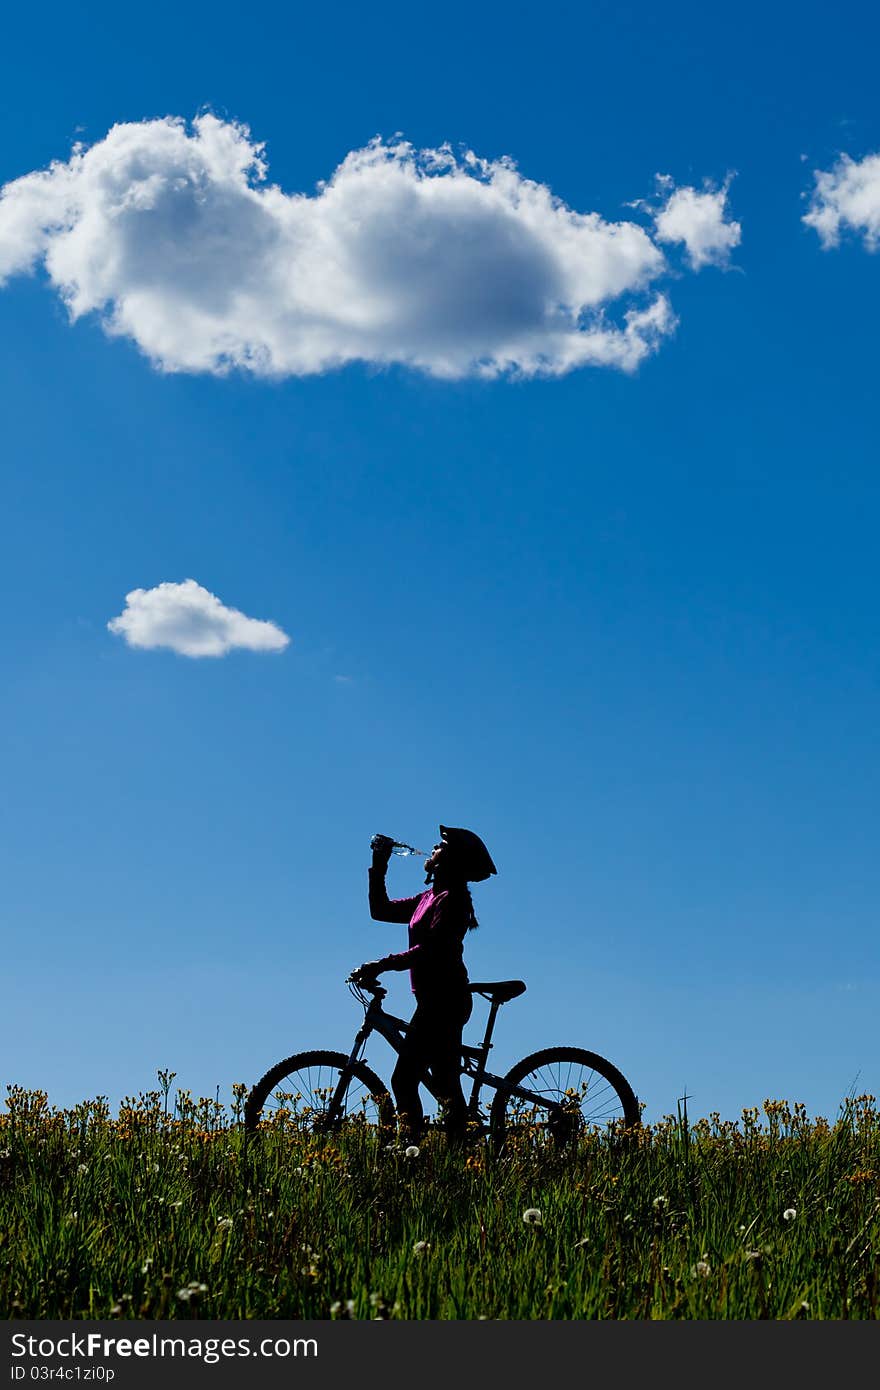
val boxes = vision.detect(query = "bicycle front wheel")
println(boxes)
[490,1047,639,1149]
[244,1050,394,1135]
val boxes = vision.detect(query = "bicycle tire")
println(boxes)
[489,1046,639,1148]
[244,1049,394,1135]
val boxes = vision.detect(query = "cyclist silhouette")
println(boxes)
[351,824,497,1145]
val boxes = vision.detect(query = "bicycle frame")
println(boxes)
[342,982,567,1126]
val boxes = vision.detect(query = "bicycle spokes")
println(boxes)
[260,1062,385,1132]
[499,1053,638,1142]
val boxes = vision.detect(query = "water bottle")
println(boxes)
[371,834,427,857]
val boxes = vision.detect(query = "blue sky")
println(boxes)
[2,0,878,1125]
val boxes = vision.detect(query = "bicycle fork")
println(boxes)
[326,1023,371,1122]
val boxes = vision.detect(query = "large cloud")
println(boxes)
[803,152,880,250]
[0,115,737,379]
[107,579,290,657]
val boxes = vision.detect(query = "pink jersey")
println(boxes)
[368,868,470,996]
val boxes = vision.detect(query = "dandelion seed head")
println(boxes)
[405,1145,420,1158]
[522,1208,543,1226]
[783,1207,797,1221]
[176,1282,208,1303]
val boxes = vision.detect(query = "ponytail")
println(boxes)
[463,884,479,932]
[430,877,480,930]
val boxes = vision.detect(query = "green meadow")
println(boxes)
[2,1082,878,1319]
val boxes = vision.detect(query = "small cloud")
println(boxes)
[107,579,290,658]
[652,176,742,270]
[803,152,880,250]
[333,674,353,684]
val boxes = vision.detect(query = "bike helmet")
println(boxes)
[438,825,497,882]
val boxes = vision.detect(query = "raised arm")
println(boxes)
[368,836,422,923]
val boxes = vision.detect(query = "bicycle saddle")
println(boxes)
[469,979,526,1003]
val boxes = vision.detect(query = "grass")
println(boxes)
[1,1081,878,1319]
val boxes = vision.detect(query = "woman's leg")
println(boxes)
[392,991,473,1144]
[391,1004,429,1141]
[429,991,473,1143]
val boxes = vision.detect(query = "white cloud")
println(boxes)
[803,152,880,250]
[0,115,734,379]
[107,579,290,657]
[652,176,741,270]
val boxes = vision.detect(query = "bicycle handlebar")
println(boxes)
[346,975,387,1001]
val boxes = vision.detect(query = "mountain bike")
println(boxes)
[244,976,640,1147]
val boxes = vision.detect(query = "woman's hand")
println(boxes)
[351,960,384,986]
[370,833,395,869]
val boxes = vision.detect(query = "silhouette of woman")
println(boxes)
[351,825,497,1144]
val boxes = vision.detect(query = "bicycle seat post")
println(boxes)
[480,998,502,1053]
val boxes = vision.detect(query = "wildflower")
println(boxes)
[140,1260,153,1275]
[216,1216,234,1230]
[652,1195,668,1210]
[745,1250,763,1263]
[691,1259,711,1278]
[77,1163,89,1175]
[330,1300,355,1318]
[404,1145,420,1159]
[522,1208,543,1226]
[176,1283,208,1303]
[412,1240,431,1255]
[783,1208,797,1222]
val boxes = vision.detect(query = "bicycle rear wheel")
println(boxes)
[244,1049,394,1135]
[490,1046,639,1149]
